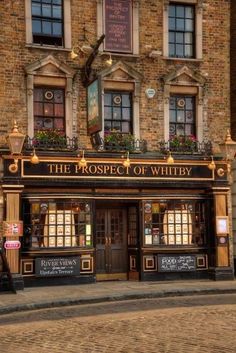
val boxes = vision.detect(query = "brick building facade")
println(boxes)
[0,0,233,289]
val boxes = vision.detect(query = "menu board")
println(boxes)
[104,0,132,52]
[158,255,196,272]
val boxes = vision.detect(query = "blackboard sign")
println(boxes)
[158,255,196,272]
[35,257,80,277]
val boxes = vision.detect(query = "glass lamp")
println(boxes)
[219,130,236,162]
[6,121,25,155]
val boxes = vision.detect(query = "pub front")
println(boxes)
[1,148,233,289]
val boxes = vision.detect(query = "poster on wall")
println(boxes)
[87,78,102,135]
[104,0,132,53]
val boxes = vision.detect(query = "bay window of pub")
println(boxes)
[103,0,133,54]
[168,3,195,58]
[23,199,93,249]
[33,87,65,135]
[169,95,196,141]
[104,91,133,138]
[143,200,209,247]
[31,0,64,46]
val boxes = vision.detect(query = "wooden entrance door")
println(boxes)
[96,209,127,280]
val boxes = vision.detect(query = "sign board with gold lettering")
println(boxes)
[104,0,132,53]
[21,160,214,181]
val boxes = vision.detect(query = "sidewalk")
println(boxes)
[1,279,236,315]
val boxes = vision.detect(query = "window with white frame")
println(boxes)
[163,0,202,59]
[168,4,195,58]
[25,0,71,48]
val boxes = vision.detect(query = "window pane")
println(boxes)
[44,103,54,116]
[185,44,193,57]
[186,97,194,109]
[53,6,62,18]
[104,94,112,106]
[185,124,193,136]
[34,118,44,130]
[32,20,41,33]
[176,125,185,136]
[53,0,62,4]
[104,107,111,120]
[169,18,176,30]
[104,121,112,131]
[169,32,175,43]
[176,32,184,43]
[186,7,194,19]
[113,108,121,120]
[34,102,43,116]
[43,118,53,129]
[169,110,176,122]
[32,3,41,16]
[122,122,130,133]
[54,90,63,103]
[169,43,175,56]
[177,110,185,123]
[53,22,62,35]
[122,94,131,107]
[54,104,64,117]
[186,19,194,31]
[185,32,193,44]
[176,19,184,31]
[176,44,184,57]
[176,6,184,18]
[169,5,175,17]
[169,124,176,135]
[42,21,52,34]
[122,108,131,120]
[42,4,51,17]
[186,111,194,123]
[54,118,64,130]
[34,89,43,101]
[112,121,121,130]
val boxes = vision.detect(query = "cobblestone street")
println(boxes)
[0,294,236,353]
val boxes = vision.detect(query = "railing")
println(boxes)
[24,135,79,152]
[91,134,148,153]
[159,139,212,156]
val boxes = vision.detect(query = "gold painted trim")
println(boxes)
[96,273,127,281]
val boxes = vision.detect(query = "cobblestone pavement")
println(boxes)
[0,294,236,353]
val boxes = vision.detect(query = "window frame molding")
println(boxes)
[25,55,75,138]
[163,0,203,60]
[25,0,72,49]
[97,0,140,55]
[163,65,206,142]
[98,60,142,139]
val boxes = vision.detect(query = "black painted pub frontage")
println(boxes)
[1,152,234,289]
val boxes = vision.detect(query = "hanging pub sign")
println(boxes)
[87,78,102,135]
[2,221,23,237]
[104,0,132,53]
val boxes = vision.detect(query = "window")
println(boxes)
[143,200,208,246]
[23,200,93,249]
[25,0,71,48]
[163,1,202,60]
[33,87,65,134]
[169,95,195,138]
[104,91,133,133]
[97,0,139,55]
[31,0,63,46]
[169,4,195,58]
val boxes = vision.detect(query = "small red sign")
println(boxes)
[4,240,21,250]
